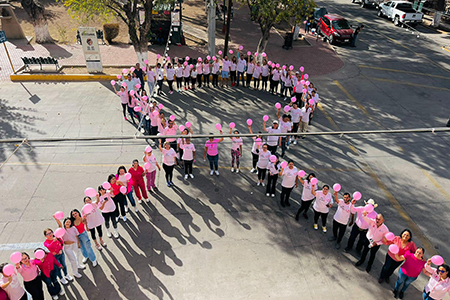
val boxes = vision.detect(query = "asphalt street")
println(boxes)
[1,1,450,299]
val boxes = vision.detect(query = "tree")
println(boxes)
[21,0,54,43]
[244,0,315,55]
[64,0,165,64]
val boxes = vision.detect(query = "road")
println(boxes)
[0,1,450,299]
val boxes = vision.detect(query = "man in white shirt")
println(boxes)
[329,192,352,249]
[263,120,281,155]
[276,109,293,157]
[299,104,312,139]
[221,56,231,87]
[236,55,247,87]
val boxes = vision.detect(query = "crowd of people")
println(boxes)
[1,55,449,300]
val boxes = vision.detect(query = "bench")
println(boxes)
[21,57,59,71]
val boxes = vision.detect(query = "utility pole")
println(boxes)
[207,0,216,57]
[223,0,232,55]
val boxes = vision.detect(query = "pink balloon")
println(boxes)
[54,228,65,239]
[385,232,395,241]
[229,122,235,129]
[120,186,127,194]
[246,119,253,126]
[269,155,277,163]
[121,82,127,88]
[82,203,93,215]
[275,102,281,109]
[229,49,233,54]
[262,53,267,57]
[145,146,152,153]
[247,51,251,56]
[3,264,15,276]
[212,56,217,60]
[302,88,307,93]
[280,161,288,169]
[310,177,318,185]
[179,125,185,132]
[152,110,159,116]
[239,45,244,50]
[207,55,211,60]
[268,61,272,65]
[300,66,304,72]
[144,162,151,170]
[198,57,202,61]
[157,54,161,59]
[129,90,135,96]
[291,97,296,103]
[122,68,128,74]
[276,63,280,68]
[306,80,310,86]
[158,103,163,110]
[34,250,45,260]
[189,64,194,69]
[271,63,276,68]
[353,191,362,200]
[304,74,309,79]
[185,56,190,61]
[255,138,262,146]
[136,83,141,89]
[431,255,444,265]
[301,80,305,85]
[389,244,399,254]
[364,204,374,213]
[144,59,148,64]
[84,188,96,198]
[116,75,121,80]
[333,183,341,192]
[298,170,306,177]
[289,65,294,71]
[102,182,111,190]
[218,51,223,55]
[282,65,287,70]
[254,52,259,56]
[110,80,116,86]
[183,61,188,66]
[134,106,141,112]
[308,99,315,106]
[142,66,146,72]
[10,252,22,264]
[125,173,132,180]
[54,211,64,220]
[130,67,135,72]
[215,123,222,131]
[185,122,191,128]
[170,115,175,121]
[166,56,170,61]
[284,105,291,113]
[142,96,148,101]
[263,115,269,122]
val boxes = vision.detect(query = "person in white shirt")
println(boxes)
[175,61,184,92]
[355,211,389,273]
[253,61,261,90]
[181,138,196,179]
[248,125,262,173]
[311,184,333,232]
[280,67,287,96]
[279,160,298,207]
[283,70,293,100]
[145,64,156,96]
[295,173,318,220]
[203,57,211,87]
[164,62,175,94]
[221,56,231,87]
[191,67,198,91]
[155,61,164,96]
[196,58,203,88]
[329,191,352,249]
[261,60,269,91]
[183,63,191,90]
[270,66,280,95]
[246,57,254,88]
[289,102,302,144]
[236,54,247,87]
[229,128,243,173]
[262,120,281,155]
[256,143,270,186]
[230,56,237,86]
[276,109,293,158]
[266,155,280,197]
[212,57,220,87]
[300,103,312,139]
[423,261,450,300]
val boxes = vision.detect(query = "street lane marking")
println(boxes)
[366,77,450,91]
[0,242,44,251]
[359,65,450,80]
[317,103,340,131]
[421,169,450,200]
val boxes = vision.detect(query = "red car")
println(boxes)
[317,15,354,45]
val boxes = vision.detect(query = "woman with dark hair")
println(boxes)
[379,229,416,284]
[229,128,243,173]
[423,261,450,300]
[230,56,237,86]
[266,154,280,197]
[202,57,211,87]
[15,252,44,300]
[0,263,27,300]
[108,174,127,222]
[97,186,119,238]
[33,248,65,300]
[311,183,333,232]
[279,160,298,207]
[256,143,270,186]
[164,62,175,94]
[246,56,254,88]
[295,173,317,220]
[42,228,70,284]
[70,209,97,267]
[82,197,106,250]
[393,247,425,299]
[128,160,148,204]
[203,132,224,176]
[248,125,261,174]
[260,59,269,91]
[160,141,177,186]
[112,85,129,121]
[116,166,137,213]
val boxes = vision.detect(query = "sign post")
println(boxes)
[0,31,15,73]
[78,27,103,73]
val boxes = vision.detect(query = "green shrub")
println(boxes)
[103,23,119,43]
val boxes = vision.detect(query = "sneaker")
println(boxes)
[122,216,127,222]
[65,275,74,281]
[322,226,327,233]
[134,207,139,212]
[250,168,256,173]
[77,264,86,270]
[145,198,150,202]
[271,194,275,198]
[399,291,404,299]
[52,295,59,300]
[231,168,235,172]
[255,170,258,175]
[125,206,129,213]
[189,174,194,179]
[287,145,290,150]
[138,199,142,204]
[210,170,214,176]
[266,193,270,197]
[115,217,119,223]
[92,260,98,267]
[113,230,119,238]
[185,174,188,180]
[335,242,341,249]
[293,140,297,145]
[170,181,174,186]
[73,273,82,278]
[236,169,240,173]
[313,224,318,230]
[215,170,219,176]
[60,277,68,285]
[257,182,261,186]
[261,182,266,187]
[167,182,171,187]
[82,257,88,264]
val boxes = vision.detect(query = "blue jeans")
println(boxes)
[207,154,219,171]
[78,231,96,262]
[281,137,287,156]
[395,268,417,293]
[41,266,61,296]
[423,291,435,300]
[351,34,358,46]
[237,71,245,86]
[124,188,136,207]
[54,252,68,277]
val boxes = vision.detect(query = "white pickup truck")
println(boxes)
[378,1,423,26]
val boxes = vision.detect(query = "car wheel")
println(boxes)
[329,34,335,45]
[360,0,365,8]
[394,16,400,26]
[377,9,383,17]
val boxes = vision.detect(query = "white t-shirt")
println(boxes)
[237,58,247,72]
[82,203,105,229]
[196,63,203,74]
[146,70,155,82]
[163,148,177,166]
[334,200,352,225]
[257,150,271,169]
[222,60,231,72]
[279,118,292,134]
[247,63,255,74]
[266,127,281,146]
[313,190,333,213]
[253,66,261,78]
[272,69,280,81]
[301,107,312,123]
[165,68,175,80]
[175,66,183,78]
[98,193,116,213]
[230,62,237,72]
[181,143,195,161]
[203,63,210,74]
[231,137,243,151]
[281,166,298,188]
[155,68,164,80]
[261,65,269,76]
[268,161,280,175]
[291,108,302,123]
[301,180,317,201]
[183,65,191,77]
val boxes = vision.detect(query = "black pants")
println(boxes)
[184,159,193,175]
[360,241,381,269]
[261,75,268,90]
[295,93,303,107]
[41,268,61,296]
[204,73,210,86]
[197,74,202,87]
[296,199,314,217]
[102,211,117,229]
[246,73,253,86]
[176,77,183,89]
[266,174,278,194]
[230,70,237,83]
[157,79,163,94]
[257,167,267,181]
[253,78,260,89]
[191,77,197,88]
[313,209,328,227]
[113,193,126,217]
[169,141,177,150]
[252,152,258,169]
[212,74,219,86]
[267,145,277,155]
[333,220,347,243]
[280,186,293,204]
[346,224,368,251]
[24,276,44,300]
[89,225,103,240]
[167,80,174,91]
[292,122,299,136]
[121,103,127,119]
[184,76,190,87]
[270,80,279,94]
[379,253,403,280]
[163,163,174,182]
[284,86,293,97]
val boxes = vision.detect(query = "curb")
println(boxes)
[10,74,117,82]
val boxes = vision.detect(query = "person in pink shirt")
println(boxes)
[159,141,177,186]
[229,128,243,173]
[112,85,129,121]
[43,228,71,284]
[0,263,27,300]
[203,132,224,176]
[97,187,120,238]
[181,137,196,179]
[128,160,148,204]
[212,57,220,87]
[33,249,64,300]
[221,56,231,87]
[82,197,106,250]
[379,229,416,284]
[423,260,450,300]
[162,119,179,151]
[196,58,203,88]
[202,57,211,87]
[15,252,44,300]
[143,147,161,193]
[393,247,426,299]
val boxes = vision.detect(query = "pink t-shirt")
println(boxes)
[205,139,220,156]
[231,137,243,151]
[163,148,177,166]
[222,60,231,72]
[43,238,63,255]
[387,236,416,261]
[163,125,178,142]
[401,251,425,278]
[98,193,116,213]
[144,154,157,172]
[0,274,25,300]
[181,143,195,161]
[118,91,128,104]
[63,226,79,243]
[17,260,39,282]
[81,203,105,229]
[196,63,203,74]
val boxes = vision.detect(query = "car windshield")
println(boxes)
[397,3,413,9]
[332,20,351,30]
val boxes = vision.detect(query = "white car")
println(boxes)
[378,1,423,26]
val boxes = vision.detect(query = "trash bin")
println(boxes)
[282,32,293,50]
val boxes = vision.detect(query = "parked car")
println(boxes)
[353,0,384,9]
[317,14,353,45]
[378,1,424,26]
